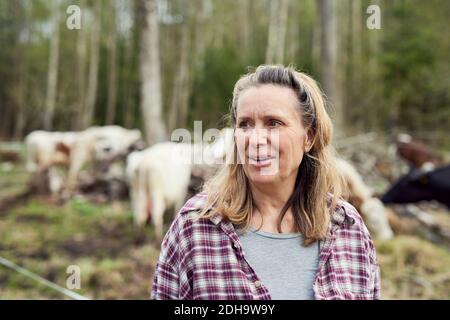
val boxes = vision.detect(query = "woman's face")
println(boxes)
[235,84,312,187]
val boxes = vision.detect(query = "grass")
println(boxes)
[376,236,450,299]
[0,194,161,299]
[0,195,161,299]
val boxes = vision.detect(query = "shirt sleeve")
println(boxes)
[151,261,180,300]
[365,225,381,300]
[372,260,381,300]
[150,214,184,300]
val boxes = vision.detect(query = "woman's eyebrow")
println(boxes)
[261,113,286,120]
[238,112,287,119]
[236,115,252,122]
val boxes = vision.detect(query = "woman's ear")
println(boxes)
[304,129,314,153]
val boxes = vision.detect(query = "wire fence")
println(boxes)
[0,255,89,300]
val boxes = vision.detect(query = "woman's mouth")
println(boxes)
[248,156,275,168]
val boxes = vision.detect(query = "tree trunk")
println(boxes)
[368,0,382,129]
[106,0,118,125]
[266,0,289,64]
[13,3,29,140]
[13,59,27,140]
[82,0,102,129]
[123,38,136,128]
[351,0,362,66]
[317,0,342,131]
[312,1,321,66]
[177,25,192,130]
[138,0,166,145]
[368,0,381,77]
[285,3,300,64]
[238,0,251,57]
[43,0,60,130]
[339,0,350,77]
[168,17,191,132]
[124,0,137,129]
[192,0,212,73]
[349,0,363,128]
[75,0,87,130]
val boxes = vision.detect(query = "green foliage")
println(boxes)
[189,44,251,129]
[0,0,448,145]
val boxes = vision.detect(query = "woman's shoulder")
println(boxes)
[334,199,363,226]
[160,193,215,258]
[333,199,378,262]
[333,199,375,242]
[173,192,217,226]
[178,192,209,216]
[165,192,217,239]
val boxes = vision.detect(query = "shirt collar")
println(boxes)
[331,202,356,227]
[209,200,355,229]
[182,192,355,229]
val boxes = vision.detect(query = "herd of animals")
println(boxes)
[23,126,449,242]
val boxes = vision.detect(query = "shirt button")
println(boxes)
[254,280,262,288]
[233,242,240,249]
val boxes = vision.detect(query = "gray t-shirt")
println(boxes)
[237,226,319,300]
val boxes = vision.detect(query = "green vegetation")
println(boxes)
[1,0,449,146]
[377,236,450,299]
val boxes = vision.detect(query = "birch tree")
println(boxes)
[266,0,289,64]
[43,0,60,130]
[317,0,342,131]
[138,0,166,144]
[168,6,192,132]
[76,0,87,129]
[82,0,102,129]
[106,0,118,125]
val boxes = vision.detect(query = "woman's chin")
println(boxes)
[247,170,279,184]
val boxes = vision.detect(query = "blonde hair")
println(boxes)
[199,65,345,246]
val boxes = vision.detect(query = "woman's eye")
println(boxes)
[268,119,283,127]
[238,121,251,128]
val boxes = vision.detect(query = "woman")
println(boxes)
[151,65,380,300]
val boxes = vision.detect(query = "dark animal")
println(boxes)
[381,165,450,209]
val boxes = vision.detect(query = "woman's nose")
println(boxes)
[249,128,269,148]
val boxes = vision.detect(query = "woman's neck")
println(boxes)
[249,181,298,233]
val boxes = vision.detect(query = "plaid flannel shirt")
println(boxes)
[151,192,381,300]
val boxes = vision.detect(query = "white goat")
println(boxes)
[25,130,79,194]
[127,129,234,240]
[66,125,142,192]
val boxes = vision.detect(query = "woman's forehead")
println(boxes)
[237,85,300,118]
